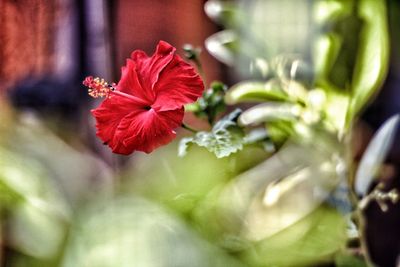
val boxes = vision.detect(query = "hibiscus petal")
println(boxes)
[91,95,147,154]
[131,41,176,93]
[92,93,184,155]
[117,59,154,103]
[120,108,184,154]
[152,53,204,111]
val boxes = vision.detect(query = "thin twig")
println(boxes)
[181,123,198,133]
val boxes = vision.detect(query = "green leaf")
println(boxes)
[62,197,245,267]
[184,102,201,112]
[210,81,227,93]
[215,136,342,240]
[183,44,201,61]
[190,129,243,159]
[335,253,368,267]
[205,30,238,66]
[213,108,242,129]
[238,102,301,126]
[225,80,288,104]
[243,128,275,153]
[178,137,194,157]
[327,14,362,90]
[189,81,228,125]
[179,109,244,158]
[267,120,296,144]
[354,114,399,196]
[0,148,69,259]
[243,206,346,267]
[313,0,389,130]
[347,0,389,121]
[204,0,239,28]
[243,128,269,144]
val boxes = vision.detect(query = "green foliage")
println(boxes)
[335,253,368,267]
[0,148,69,261]
[238,102,301,126]
[243,206,346,267]
[266,120,296,145]
[225,80,288,104]
[347,0,389,121]
[191,134,343,250]
[62,197,245,267]
[204,0,241,28]
[206,0,390,134]
[186,81,228,125]
[183,44,202,61]
[243,128,274,153]
[179,109,244,158]
[314,0,389,127]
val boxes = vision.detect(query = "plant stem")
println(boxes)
[181,123,198,133]
[194,59,205,78]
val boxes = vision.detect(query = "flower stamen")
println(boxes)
[83,76,150,105]
[83,76,115,98]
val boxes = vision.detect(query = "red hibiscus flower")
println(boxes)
[84,41,204,155]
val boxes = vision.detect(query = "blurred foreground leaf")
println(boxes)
[243,206,346,267]
[243,164,340,242]
[0,112,111,264]
[126,139,237,213]
[0,148,69,259]
[193,134,344,255]
[3,113,113,205]
[62,197,244,267]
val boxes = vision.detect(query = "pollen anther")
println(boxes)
[83,76,115,98]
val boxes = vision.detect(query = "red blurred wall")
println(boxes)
[113,0,222,84]
[0,0,56,92]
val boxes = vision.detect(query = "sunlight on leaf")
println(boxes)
[323,91,350,134]
[355,114,400,196]
[249,57,270,77]
[0,148,69,259]
[204,0,238,27]
[243,161,340,241]
[225,80,288,104]
[243,206,346,267]
[238,103,301,126]
[347,0,389,122]
[314,0,352,24]
[205,30,237,66]
[10,203,67,259]
[243,128,275,153]
[215,135,343,244]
